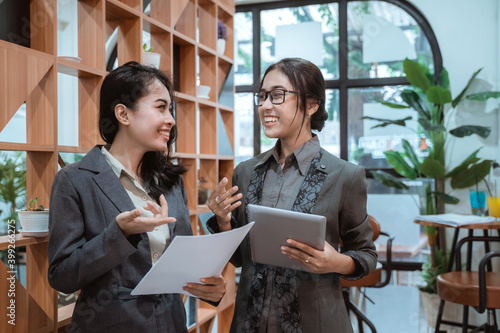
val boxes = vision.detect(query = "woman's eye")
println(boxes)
[158,104,166,110]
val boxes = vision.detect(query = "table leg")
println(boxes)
[447,229,460,273]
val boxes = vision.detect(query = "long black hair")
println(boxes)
[260,58,328,132]
[99,61,186,202]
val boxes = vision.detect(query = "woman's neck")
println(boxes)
[278,132,313,160]
[107,139,144,181]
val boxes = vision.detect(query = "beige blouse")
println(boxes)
[101,147,170,264]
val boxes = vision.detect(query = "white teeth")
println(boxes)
[159,130,169,136]
[264,116,278,123]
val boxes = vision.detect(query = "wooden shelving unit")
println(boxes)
[0,0,235,332]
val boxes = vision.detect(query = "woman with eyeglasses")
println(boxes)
[205,57,377,332]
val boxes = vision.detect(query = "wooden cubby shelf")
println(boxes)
[0,0,235,332]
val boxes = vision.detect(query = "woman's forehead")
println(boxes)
[262,69,291,89]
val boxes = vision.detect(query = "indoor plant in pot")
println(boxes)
[18,197,49,236]
[217,20,227,55]
[142,43,161,68]
[366,58,496,328]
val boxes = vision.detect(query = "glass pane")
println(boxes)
[348,86,425,169]
[235,12,253,86]
[235,93,254,165]
[260,4,339,80]
[59,152,85,168]
[317,89,340,157]
[367,177,430,256]
[0,151,26,235]
[0,103,26,144]
[57,73,79,146]
[347,1,434,79]
[57,0,78,57]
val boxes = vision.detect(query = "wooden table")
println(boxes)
[414,218,500,272]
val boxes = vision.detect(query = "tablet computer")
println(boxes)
[247,204,326,271]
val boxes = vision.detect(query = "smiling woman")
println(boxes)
[47,61,227,332]
[205,58,377,332]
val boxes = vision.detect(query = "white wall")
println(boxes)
[411,0,500,213]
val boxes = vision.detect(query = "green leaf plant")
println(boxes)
[142,43,153,53]
[365,58,497,274]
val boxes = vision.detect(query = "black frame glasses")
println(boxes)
[254,89,299,106]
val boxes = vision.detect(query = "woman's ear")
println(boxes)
[306,99,320,118]
[115,104,129,125]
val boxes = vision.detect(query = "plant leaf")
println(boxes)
[449,125,491,139]
[361,116,413,129]
[437,68,450,90]
[370,170,409,190]
[446,148,482,178]
[400,90,430,119]
[402,139,421,171]
[404,58,432,91]
[426,86,452,105]
[452,68,482,107]
[378,101,410,109]
[384,151,418,179]
[420,157,445,178]
[466,91,500,101]
[433,191,460,205]
[450,160,493,189]
[418,118,446,132]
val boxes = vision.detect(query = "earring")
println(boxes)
[307,113,311,118]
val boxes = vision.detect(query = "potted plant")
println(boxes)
[418,249,462,328]
[217,20,227,55]
[142,43,161,68]
[366,58,494,265]
[365,58,498,328]
[18,197,49,235]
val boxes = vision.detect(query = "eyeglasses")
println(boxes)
[254,89,299,106]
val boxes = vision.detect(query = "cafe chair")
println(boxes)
[341,215,394,333]
[436,236,500,333]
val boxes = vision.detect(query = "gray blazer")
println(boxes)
[48,146,192,332]
[209,148,377,332]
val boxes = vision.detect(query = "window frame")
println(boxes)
[235,0,443,269]
[235,0,442,168]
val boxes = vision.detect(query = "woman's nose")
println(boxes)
[164,111,175,126]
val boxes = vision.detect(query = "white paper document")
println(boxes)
[415,213,496,226]
[131,222,254,296]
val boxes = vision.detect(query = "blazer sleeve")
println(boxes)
[47,169,138,294]
[338,166,378,280]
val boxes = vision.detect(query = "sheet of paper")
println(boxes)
[415,213,496,226]
[131,222,254,296]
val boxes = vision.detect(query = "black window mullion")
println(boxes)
[338,0,348,160]
[253,7,262,156]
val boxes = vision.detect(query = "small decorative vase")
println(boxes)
[216,38,226,55]
[143,52,161,68]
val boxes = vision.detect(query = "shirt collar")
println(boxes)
[258,135,320,175]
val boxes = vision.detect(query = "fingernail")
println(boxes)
[200,278,206,283]
[286,239,292,244]
[281,246,286,251]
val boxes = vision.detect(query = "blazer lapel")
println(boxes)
[79,146,136,214]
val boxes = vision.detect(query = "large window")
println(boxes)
[235,0,442,266]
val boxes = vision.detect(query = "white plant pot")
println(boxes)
[216,39,226,55]
[420,290,462,330]
[18,210,49,231]
[143,52,161,68]
[196,85,211,99]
